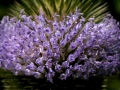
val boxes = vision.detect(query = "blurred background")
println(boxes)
[0,0,14,19]
[107,0,120,21]
[0,0,120,90]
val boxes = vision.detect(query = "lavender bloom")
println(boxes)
[0,9,120,83]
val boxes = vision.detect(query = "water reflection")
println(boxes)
[0,69,120,90]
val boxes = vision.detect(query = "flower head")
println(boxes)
[0,8,120,83]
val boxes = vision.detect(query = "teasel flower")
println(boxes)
[0,0,120,83]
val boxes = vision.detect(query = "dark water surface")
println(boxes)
[0,69,120,90]
[0,69,104,90]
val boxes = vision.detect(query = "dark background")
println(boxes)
[0,0,14,19]
[107,0,120,21]
[0,0,120,21]
[0,0,120,90]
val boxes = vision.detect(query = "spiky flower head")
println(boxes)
[0,0,120,83]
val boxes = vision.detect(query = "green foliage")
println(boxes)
[103,74,120,90]
[9,0,109,22]
[0,69,20,90]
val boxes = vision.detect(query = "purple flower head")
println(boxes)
[0,9,120,83]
